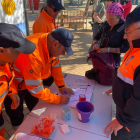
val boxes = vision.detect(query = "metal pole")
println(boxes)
[31,0,34,14]
[23,0,30,36]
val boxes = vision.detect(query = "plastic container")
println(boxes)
[79,94,86,101]
[62,106,71,121]
[76,101,94,123]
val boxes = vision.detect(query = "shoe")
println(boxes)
[85,69,96,80]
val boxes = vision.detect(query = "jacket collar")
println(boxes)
[41,9,54,22]
[132,39,140,48]
[40,33,57,63]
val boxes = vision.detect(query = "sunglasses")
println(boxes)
[49,5,60,12]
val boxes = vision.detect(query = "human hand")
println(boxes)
[105,88,112,95]
[9,94,20,109]
[59,87,74,96]
[104,119,123,137]
[93,42,100,51]
[97,48,108,54]
[59,95,70,104]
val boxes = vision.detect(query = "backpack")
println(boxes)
[88,50,116,85]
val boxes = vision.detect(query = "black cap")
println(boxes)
[0,23,36,54]
[46,0,65,10]
[51,28,74,55]
[118,5,140,32]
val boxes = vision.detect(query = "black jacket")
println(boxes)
[113,39,140,131]
[94,19,130,66]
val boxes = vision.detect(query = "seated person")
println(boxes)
[85,2,129,80]
[89,0,114,52]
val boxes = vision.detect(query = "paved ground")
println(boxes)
[2,3,137,139]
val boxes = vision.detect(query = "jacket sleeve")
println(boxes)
[120,31,130,53]
[23,61,61,104]
[51,57,66,89]
[8,80,18,95]
[93,22,105,41]
[116,67,140,130]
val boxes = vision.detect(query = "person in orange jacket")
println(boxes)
[4,28,74,129]
[33,0,65,87]
[33,0,64,34]
[0,23,36,139]
[104,6,140,139]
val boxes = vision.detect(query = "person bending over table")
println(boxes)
[33,0,65,87]
[4,28,74,130]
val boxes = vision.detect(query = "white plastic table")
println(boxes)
[10,74,112,140]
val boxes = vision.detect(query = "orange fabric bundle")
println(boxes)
[31,117,55,138]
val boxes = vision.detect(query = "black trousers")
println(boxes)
[111,106,140,140]
[3,76,53,129]
[4,90,38,129]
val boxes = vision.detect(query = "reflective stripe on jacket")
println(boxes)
[13,33,65,104]
[33,9,57,34]
[0,63,17,113]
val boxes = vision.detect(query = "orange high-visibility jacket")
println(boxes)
[117,46,140,85]
[0,63,17,113]
[12,33,65,104]
[113,44,140,130]
[33,9,57,34]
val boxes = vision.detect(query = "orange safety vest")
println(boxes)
[12,33,65,104]
[117,46,140,85]
[33,9,57,34]
[0,63,17,113]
